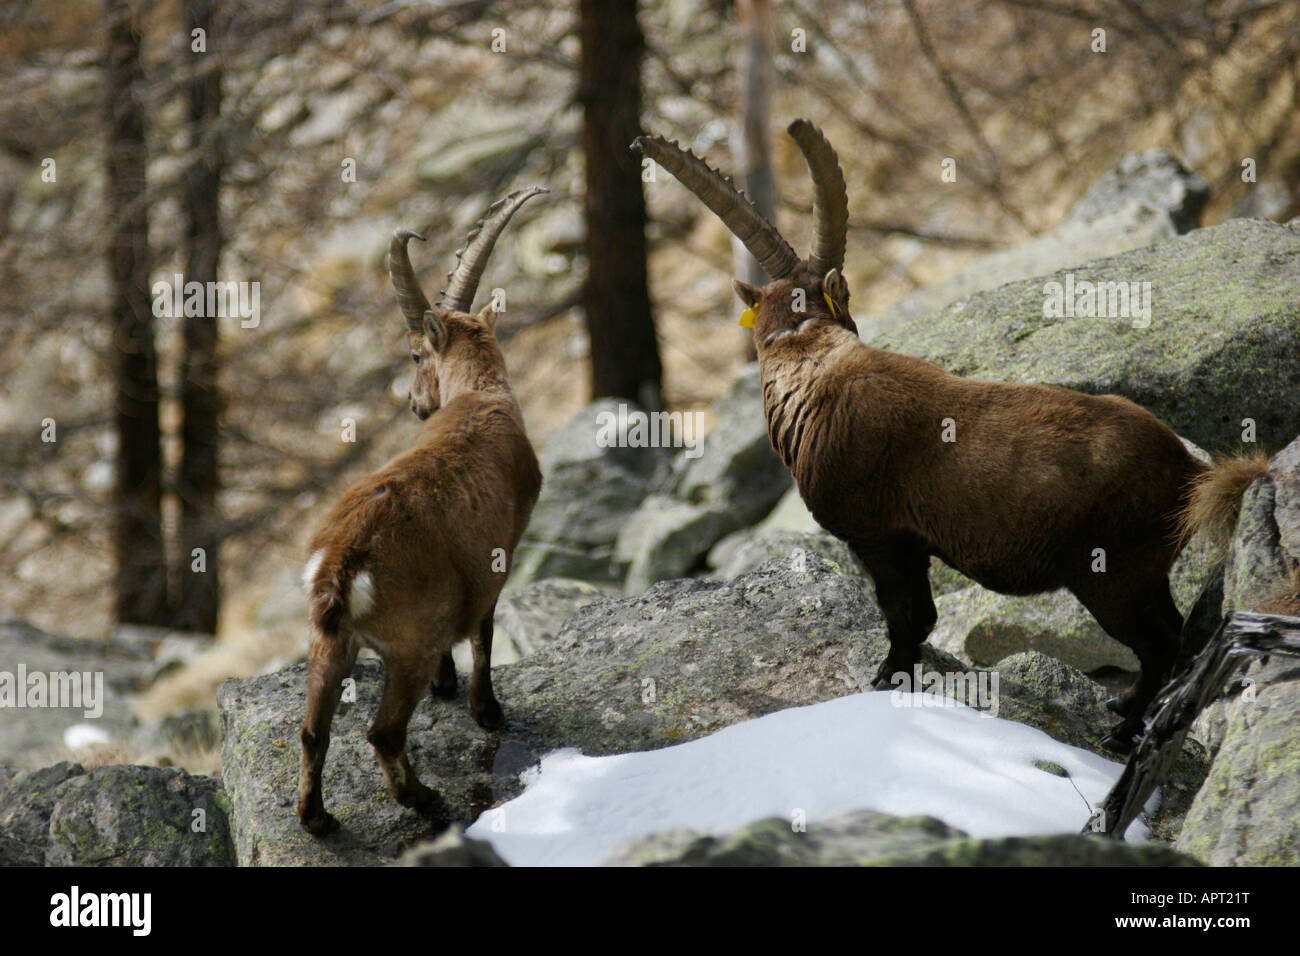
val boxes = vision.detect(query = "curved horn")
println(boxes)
[440,186,549,313]
[388,229,432,333]
[630,134,798,280]
[786,119,848,276]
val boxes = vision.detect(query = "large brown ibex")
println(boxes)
[297,187,546,835]
[633,121,1262,751]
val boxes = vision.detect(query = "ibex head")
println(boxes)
[632,119,855,345]
[387,186,548,418]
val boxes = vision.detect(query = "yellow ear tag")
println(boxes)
[823,292,838,319]
[738,303,758,328]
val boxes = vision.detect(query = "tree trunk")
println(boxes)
[578,0,662,409]
[730,0,775,362]
[176,0,224,634]
[105,0,167,626]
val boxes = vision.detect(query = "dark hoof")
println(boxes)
[399,783,449,823]
[1100,728,1136,755]
[299,808,340,837]
[471,696,504,731]
[871,658,912,690]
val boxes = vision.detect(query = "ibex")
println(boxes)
[297,187,546,835]
[633,121,1264,751]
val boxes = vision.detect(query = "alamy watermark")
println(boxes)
[0,665,104,718]
[889,664,1000,717]
[152,273,260,327]
[1042,273,1151,328]
[595,403,704,460]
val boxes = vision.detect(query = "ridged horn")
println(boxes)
[630,134,798,280]
[388,229,432,333]
[787,119,848,276]
[440,186,549,313]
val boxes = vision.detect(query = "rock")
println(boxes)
[881,150,1209,331]
[873,218,1300,452]
[489,578,608,663]
[1176,655,1300,865]
[605,808,1200,866]
[217,553,904,865]
[707,528,873,599]
[0,762,86,866]
[0,762,234,866]
[1223,436,1300,615]
[396,825,508,866]
[510,400,671,586]
[1177,436,1300,864]
[752,485,819,534]
[617,495,738,594]
[615,366,794,593]
[989,652,1116,752]
[0,616,151,766]
[44,765,235,866]
[932,588,1140,673]
[674,364,790,526]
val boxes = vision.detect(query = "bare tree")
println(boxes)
[175,0,225,634]
[105,0,167,626]
[731,0,775,360]
[578,0,662,409]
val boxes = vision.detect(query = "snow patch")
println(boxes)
[467,691,1147,866]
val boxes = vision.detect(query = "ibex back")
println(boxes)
[297,188,545,835]
[634,122,1264,752]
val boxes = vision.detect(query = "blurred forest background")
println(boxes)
[1,0,1298,666]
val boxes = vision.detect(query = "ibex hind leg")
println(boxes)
[368,654,449,828]
[851,540,936,688]
[298,629,358,836]
[1073,577,1181,754]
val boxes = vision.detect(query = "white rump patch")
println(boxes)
[302,550,324,594]
[350,570,376,618]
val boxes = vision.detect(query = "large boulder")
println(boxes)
[1177,436,1300,864]
[872,218,1300,452]
[605,808,1199,866]
[510,399,672,586]
[217,553,910,865]
[485,578,608,664]
[0,762,234,866]
[672,364,790,526]
[218,549,1210,865]
[616,366,793,593]
[880,150,1209,331]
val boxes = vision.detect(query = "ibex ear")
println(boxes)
[423,310,448,350]
[822,268,847,304]
[733,279,763,308]
[478,300,500,331]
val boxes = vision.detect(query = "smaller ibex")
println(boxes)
[297,187,546,835]
[633,121,1263,751]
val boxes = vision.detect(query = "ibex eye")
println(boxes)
[411,353,420,364]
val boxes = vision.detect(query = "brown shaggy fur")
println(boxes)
[296,302,541,836]
[733,263,1261,751]
[1176,450,1270,555]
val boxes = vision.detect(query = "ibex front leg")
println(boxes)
[469,602,503,730]
[298,631,358,836]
